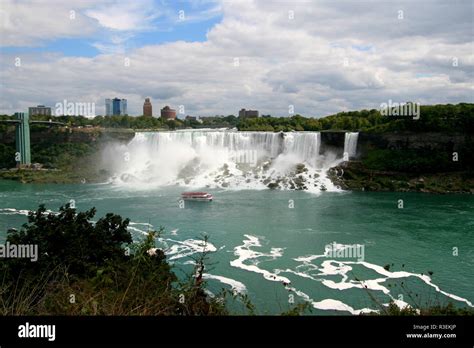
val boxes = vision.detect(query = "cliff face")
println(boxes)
[319,131,470,160]
[357,132,468,153]
[320,131,345,156]
[328,132,473,194]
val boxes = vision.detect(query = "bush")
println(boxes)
[3,204,131,280]
[0,205,226,315]
[0,143,16,168]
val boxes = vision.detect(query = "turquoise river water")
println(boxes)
[0,180,473,314]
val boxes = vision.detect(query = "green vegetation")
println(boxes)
[238,103,474,133]
[13,115,169,130]
[382,302,474,316]
[0,204,227,315]
[0,127,129,182]
[238,115,320,131]
[1,102,471,133]
[0,143,16,168]
[0,140,110,183]
[0,114,240,131]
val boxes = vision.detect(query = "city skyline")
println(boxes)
[20,98,261,118]
[105,97,127,116]
[1,0,472,117]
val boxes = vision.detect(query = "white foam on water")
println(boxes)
[170,229,178,235]
[294,242,363,263]
[165,238,217,261]
[240,239,474,313]
[230,234,290,283]
[294,254,325,263]
[0,208,57,216]
[127,226,150,235]
[129,222,153,227]
[312,298,375,315]
[276,268,318,280]
[348,261,474,307]
[202,273,247,294]
[126,224,439,313]
[390,299,414,311]
[230,235,380,313]
[285,285,377,315]
[287,245,474,309]
[124,220,218,263]
[0,208,31,216]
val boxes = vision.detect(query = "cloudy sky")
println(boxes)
[0,0,472,117]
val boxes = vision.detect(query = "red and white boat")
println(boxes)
[181,192,213,201]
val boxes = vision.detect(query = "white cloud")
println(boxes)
[0,0,472,116]
[0,0,97,46]
[84,0,162,31]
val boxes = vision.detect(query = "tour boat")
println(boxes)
[181,192,213,201]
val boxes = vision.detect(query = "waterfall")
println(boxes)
[282,132,320,167]
[343,132,359,160]
[103,129,343,193]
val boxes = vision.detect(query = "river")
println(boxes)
[1,180,472,314]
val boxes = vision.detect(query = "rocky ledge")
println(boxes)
[328,161,474,194]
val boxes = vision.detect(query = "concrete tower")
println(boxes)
[14,112,31,166]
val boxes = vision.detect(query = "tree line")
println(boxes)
[0,103,472,133]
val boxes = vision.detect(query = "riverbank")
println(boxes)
[329,161,474,194]
[0,127,130,184]
[0,167,110,184]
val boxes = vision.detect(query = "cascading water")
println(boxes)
[343,132,359,160]
[102,130,345,193]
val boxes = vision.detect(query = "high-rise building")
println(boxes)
[143,98,152,117]
[161,106,176,120]
[105,98,127,116]
[105,99,112,116]
[112,98,121,115]
[239,108,259,118]
[120,99,127,115]
[28,105,51,116]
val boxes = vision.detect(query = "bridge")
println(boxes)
[0,112,65,166]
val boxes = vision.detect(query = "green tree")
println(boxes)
[3,204,132,280]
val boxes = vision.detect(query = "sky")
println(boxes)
[0,0,472,117]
